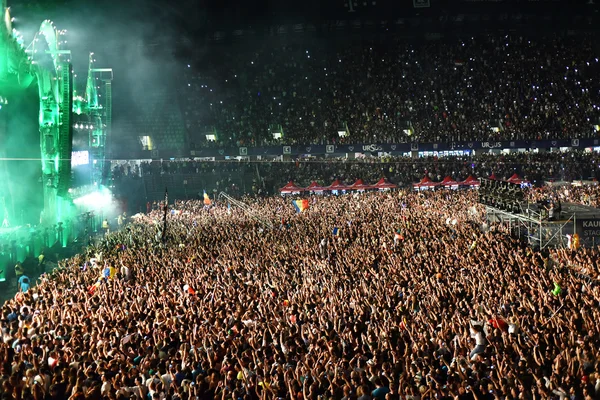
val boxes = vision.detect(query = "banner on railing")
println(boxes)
[576,219,600,243]
[171,138,600,159]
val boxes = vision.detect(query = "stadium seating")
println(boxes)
[179,34,600,147]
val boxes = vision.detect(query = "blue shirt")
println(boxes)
[18,276,30,293]
[372,387,390,400]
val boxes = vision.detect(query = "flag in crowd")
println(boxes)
[394,229,404,244]
[292,199,310,213]
[203,191,212,206]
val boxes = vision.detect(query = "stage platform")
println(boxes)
[486,202,600,249]
[520,202,600,223]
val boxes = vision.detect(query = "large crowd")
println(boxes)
[180,34,600,148]
[112,151,600,196]
[2,190,600,400]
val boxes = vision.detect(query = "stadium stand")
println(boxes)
[180,34,600,148]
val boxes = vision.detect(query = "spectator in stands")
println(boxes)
[180,34,600,148]
[113,150,600,197]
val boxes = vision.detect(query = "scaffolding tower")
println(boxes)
[486,205,574,250]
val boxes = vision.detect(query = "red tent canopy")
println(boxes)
[489,173,498,180]
[507,173,529,185]
[373,178,398,190]
[279,181,305,194]
[328,179,348,191]
[413,176,439,188]
[306,181,326,192]
[349,179,373,190]
[460,175,480,186]
[440,176,459,187]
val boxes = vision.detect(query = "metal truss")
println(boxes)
[486,205,574,250]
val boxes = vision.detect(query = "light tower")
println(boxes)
[85,52,113,186]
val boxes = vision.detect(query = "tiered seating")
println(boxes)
[179,34,600,147]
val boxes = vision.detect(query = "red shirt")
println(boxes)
[488,318,508,331]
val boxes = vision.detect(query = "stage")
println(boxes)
[520,202,600,222]
[486,202,600,249]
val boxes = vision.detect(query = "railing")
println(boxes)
[217,192,273,229]
[141,137,600,159]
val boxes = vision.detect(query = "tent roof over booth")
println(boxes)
[441,176,459,186]
[413,176,439,188]
[460,175,480,186]
[306,181,327,191]
[279,181,305,193]
[349,179,373,190]
[507,173,530,184]
[328,179,348,191]
[373,178,398,189]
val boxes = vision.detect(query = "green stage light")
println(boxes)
[73,186,112,210]
[1,1,110,230]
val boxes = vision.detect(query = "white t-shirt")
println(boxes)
[101,381,112,396]
[161,373,172,392]
[471,331,487,346]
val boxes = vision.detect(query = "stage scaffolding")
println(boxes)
[485,205,575,250]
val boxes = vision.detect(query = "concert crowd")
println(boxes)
[111,151,600,196]
[181,34,600,148]
[1,191,600,400]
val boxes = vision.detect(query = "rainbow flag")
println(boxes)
[394,230,404,242]
[292,199,310,213]
[203,191,212,206]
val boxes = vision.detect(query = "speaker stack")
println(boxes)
[478,178,524,214]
